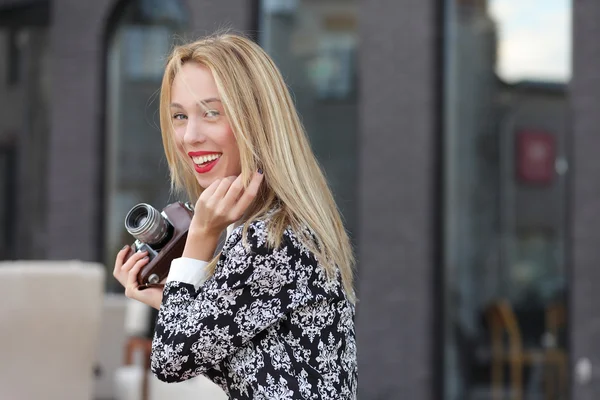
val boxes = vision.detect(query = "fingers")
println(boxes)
[191,170,263,234]
[113,249,147,286]
[121,250,148,271]
[123,259,163,310]
[113,245,131,275]
[113,246,160,309]
[212,176,235,202]
[222,174,245,205]
[124,255,149,296]
[199,177,222,200]
[126,255,149,286]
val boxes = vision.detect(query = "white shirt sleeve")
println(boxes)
[166,223,238,290]
[166,257,210,290]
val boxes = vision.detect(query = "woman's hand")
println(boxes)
[183,171,264,260]
[113,246,164,310]
[191,171,264,236]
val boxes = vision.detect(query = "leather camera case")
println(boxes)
[126,202,193,288]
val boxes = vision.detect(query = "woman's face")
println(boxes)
[170,62,241,189]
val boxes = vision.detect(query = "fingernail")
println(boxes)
[143,256,149,261]
[258,168,263,174]
[122,245,129,250]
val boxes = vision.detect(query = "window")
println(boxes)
[104,0,188,290]
[443,0,571,399]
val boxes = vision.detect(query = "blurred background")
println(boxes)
[1,0,599,399]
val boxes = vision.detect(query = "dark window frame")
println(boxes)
[0,139,17,260]
[0,1,50,85]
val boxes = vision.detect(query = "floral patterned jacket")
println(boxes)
[150,219,357,399]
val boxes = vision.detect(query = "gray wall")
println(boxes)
[356,0,437,398]
[571,0,600,398]
[46,0,116,260]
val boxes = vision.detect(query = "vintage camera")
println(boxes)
[124,201,194,288]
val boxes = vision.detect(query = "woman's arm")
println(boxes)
[150,224,318,383]
[113,172,263,311]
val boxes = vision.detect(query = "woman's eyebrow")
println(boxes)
[169,98,221,109]
[200,98,221,104]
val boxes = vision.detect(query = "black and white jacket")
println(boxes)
[150,218,358,400]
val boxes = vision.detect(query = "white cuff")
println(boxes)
[166,257,210,290]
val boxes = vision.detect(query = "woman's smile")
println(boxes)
[188,151,222,174]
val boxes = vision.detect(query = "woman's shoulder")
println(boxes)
[226,217,340,277]
[218,217,344,296]
[225,214,316,257]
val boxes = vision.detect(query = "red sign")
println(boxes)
[516,130,555,184]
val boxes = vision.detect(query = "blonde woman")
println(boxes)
[113,33,357,399]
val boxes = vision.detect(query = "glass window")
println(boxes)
[443,0,571,399]
[104,0,188,290]
[259,0,358,240]
[0,24,50,260]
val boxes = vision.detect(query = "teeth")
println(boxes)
[192,154,221,164]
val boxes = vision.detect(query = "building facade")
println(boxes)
[1,0,599,399]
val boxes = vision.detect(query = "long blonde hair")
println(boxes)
[159,32,356,302]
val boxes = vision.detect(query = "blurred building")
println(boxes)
[1,0,600,399]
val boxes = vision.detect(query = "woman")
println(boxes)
[113,33,357,399]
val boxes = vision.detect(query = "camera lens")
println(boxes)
[124,203,172,247]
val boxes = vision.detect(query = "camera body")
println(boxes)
[124,202,194,288]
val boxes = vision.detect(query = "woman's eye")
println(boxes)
[172,113,187,120]
[204,110,220,118]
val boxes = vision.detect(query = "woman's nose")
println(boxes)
[183,118,207,145]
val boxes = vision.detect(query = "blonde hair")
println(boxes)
[159,32,356,302]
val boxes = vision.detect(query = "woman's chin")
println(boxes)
[195,175,219,190]
[195,176,209,189]
[192,166,240,189]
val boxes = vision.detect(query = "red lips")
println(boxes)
[188,151,222,174]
